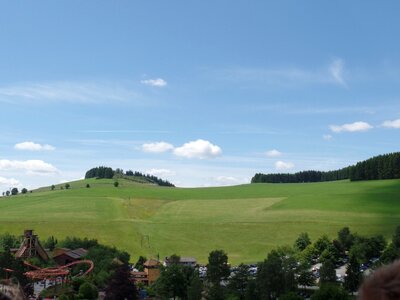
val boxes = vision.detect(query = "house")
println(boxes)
[53,248,88,266]
[131,271,148,285]
[131,259,161,286]
[144,259,161,285]
[164,256,197,268]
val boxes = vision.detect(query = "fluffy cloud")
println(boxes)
[265,149,282,157]
[146,168,176,177]
[142,142,174,153]
[330,121,373,133]
[0,176,21,188]
[382,119,400,129]
[14,141,55,151]
[0,160,58,174]
[329,58,345,85]
[173,139,222,159]
[275,160,295,171]
[141,78,167,87]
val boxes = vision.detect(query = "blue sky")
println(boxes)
[0,1,400,189]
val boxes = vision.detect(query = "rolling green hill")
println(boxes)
[1,178,400,264]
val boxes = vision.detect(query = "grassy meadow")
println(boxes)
[0,178,400,264]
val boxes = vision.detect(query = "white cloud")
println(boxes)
[0,160,58,174]
[212,176,247,186]
[173,139,222,159]
[146,168,176,177]
[323,134,333,140]
[142,142,174,153]
[265,149,282,157]
[0,81,140,104]
[275,160,295,171]
[141,78,167,87]
[330,121,373,133]
[329,58,346,85]
[0,177,21,189]
[15,141,55,151]
[382,119,400,129]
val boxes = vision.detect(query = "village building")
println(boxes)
[52,248,88,266]
[131,259,161,286]
[164,256,197,268]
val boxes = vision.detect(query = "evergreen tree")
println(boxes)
[344,253,361,293]
[134,256,147,272]
[294,232,311,251]
[206,250,229,300]
[105,263,137,300]
[338,227,354,250]
[227,264,250,300]
[319,259,336,285]
[187,272,203,300]
[256,247,297,299]
[206,250,230,284]
[154,264,187,300]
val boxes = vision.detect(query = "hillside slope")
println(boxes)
[1,178,400,264]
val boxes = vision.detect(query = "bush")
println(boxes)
[114,181,119,187]
[78,282,98,299]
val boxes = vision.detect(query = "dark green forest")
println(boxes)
[85,166,175,187]
[252,152,400,184]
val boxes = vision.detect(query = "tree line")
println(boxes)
[3,225,400,299]
[84,166,175,187]
[149,225,400,300]
[252,152,400,183]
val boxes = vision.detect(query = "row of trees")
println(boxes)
[1,187,29,196]
[85,166,115,179]
[350,152,400,181]
[84,166,175,187]
[124,170,175,187]
[252,168,351,184]
[152,225,400,299]
[251,152,400,183]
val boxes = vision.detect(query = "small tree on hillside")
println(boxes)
[114,181,119,187]
[65,183,70,189]
[11,187,19,195]
[51,184,55,190]
[21,188,28,194]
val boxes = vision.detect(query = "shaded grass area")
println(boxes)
[0,178,399,264]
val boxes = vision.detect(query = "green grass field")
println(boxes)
[1,178,400,264]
